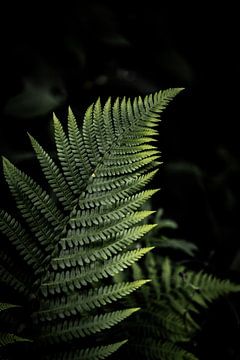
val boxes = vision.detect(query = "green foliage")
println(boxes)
[124,213,240,359]
[0,88,182,358]
[146,209,198,257]
[133,340,198,360]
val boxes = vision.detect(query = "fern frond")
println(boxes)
[0,88,183,358]
[160,258,240,308]
[131,255,240,359]
[134,339,197,360]
[180,268,240,304]
[128,310,190,343]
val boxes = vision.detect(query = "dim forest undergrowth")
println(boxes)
[0,89,240,360]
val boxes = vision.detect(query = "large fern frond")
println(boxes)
[0,88,182,358]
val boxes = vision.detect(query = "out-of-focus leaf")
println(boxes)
[148,236,198,256]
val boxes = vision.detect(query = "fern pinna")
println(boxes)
[0,89,183,359]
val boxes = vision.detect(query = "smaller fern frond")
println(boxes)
[179,268,240,304]
[134,339,197,360]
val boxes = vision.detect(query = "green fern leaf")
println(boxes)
[135,339,198,360]
[179,268,240,304]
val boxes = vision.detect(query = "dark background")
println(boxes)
[0,2,240,359]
